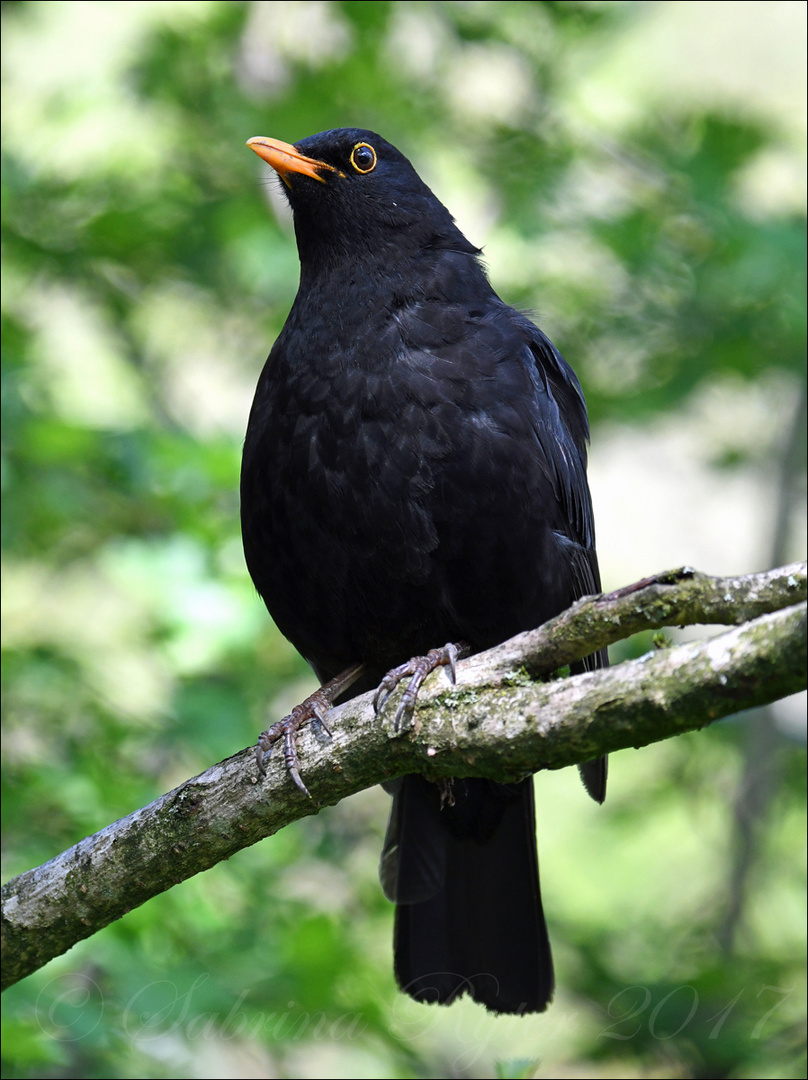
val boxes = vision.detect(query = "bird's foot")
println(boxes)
[256,662,364,796]
[374,642,468,734]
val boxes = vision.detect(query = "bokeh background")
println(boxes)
[2,2,806,1077]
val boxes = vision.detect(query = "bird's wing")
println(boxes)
[514,320,602,604]
[524,323,608,801]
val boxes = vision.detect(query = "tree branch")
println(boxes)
[2,563,805,991]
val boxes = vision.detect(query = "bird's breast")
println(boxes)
[241,291,571,673]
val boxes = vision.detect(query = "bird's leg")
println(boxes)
[256,662,364,796]
[374,642,469,734]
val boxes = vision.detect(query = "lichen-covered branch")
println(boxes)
[474,560,807,681]
[2,564,805,991]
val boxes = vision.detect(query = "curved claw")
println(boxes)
[284,744,310,797]
[446,642,459,683]
[375,642,468,734]
[310,700,333,737]
[254,662,364,793]
[255,709,313,795]
[288,766,309,797]
[393,693,415,734]
[374,668,406,715]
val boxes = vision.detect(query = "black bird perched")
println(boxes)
[242,128,607,1015]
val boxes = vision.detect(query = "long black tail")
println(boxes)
[381,774,553,1014]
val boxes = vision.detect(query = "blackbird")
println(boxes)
[242,128,607,1015]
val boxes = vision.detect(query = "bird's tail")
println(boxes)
[381,774,553,1014]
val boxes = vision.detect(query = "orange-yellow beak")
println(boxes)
[246,136,339,186]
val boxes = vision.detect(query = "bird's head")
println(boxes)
[247,128,476,269]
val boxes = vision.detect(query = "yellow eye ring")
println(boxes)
[350,143,377,174]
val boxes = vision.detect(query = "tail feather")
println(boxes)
[384,774,554,1014]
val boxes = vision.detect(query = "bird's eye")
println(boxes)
[350,143,377,174]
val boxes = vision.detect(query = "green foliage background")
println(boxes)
[2,2,805,1077]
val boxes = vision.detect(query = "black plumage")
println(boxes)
[241,128,606,1014]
